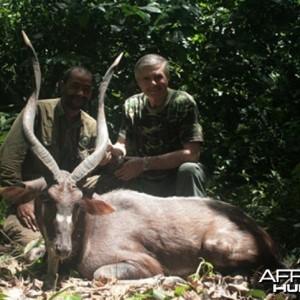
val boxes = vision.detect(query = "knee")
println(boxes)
[177,162,206,183]
[178,162,202,176]
[3,214,42,246]
[176,162,206,197]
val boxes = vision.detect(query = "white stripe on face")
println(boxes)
[56,213,72,224]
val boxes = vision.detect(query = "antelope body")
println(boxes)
[70,189,282,280]
[0,32,284,289]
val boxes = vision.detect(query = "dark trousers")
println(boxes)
[124,162,206,197]
[94,162,206,198]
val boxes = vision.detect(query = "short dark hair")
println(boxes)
[62,66,93,83]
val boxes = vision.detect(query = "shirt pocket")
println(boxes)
[78,135,93,159]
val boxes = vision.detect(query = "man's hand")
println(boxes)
[114,156,143,181]
[98,149,113,166]
[17,201,39,231]
[98,143,127,166]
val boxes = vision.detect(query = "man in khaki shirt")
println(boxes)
[0,66,102,246]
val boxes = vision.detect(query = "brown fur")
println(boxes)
[70,189,283,280]
[0,183,284,288]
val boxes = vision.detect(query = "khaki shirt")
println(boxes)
[0,98,97,187]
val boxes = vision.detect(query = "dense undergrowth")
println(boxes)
[1,0,300,298]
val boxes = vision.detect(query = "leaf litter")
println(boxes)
[0,243,296,300]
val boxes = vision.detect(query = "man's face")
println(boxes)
[136,63,169,108]
[61,69,93,111]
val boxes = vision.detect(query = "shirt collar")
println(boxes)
[145,88,174,113]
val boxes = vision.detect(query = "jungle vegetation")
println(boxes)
[1,0,300,263]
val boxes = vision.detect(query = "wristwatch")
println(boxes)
[142,157,150,171]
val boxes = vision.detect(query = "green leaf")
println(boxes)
[152,289,171,300]
[48,287,77,300]
[23,237,44,255]
[246,289,266,299]
[174,285,190,296]
[140,5,161,14]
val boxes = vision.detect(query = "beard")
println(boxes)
[63,96,88,111]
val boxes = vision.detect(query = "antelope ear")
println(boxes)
[0,185,36,204]
[0,177,46,205]
[23,177,47,191]
[81,198,116,215]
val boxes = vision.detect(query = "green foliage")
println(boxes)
[48,287,81,300]
[188,258,215,283]
[0,0,300,259]
[0,111,14,230]
[0,112,17,146]
[0,201,8,230]
[126,288,173,300]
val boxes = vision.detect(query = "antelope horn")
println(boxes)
[22,31,65,184]
[69,53,123,185]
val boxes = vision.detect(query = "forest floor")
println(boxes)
[0,243,296,300]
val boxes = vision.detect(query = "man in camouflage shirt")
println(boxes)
[0,66,109,246]
[112,54,206,197]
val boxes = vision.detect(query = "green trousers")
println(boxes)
[2,214,42,246]
[123,162,206,197]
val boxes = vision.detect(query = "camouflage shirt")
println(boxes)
[0,98,97,186]
[119,88,203,157]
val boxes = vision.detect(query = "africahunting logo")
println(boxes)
[259,269,300,293]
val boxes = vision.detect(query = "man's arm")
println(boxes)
[143,142,200,170]
[0,112,29,187]
[0,113,40,230]
[113,137,200,181]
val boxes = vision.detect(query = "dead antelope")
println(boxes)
[0,32,284,289]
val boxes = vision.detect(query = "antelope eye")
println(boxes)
[73,202,81,210]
